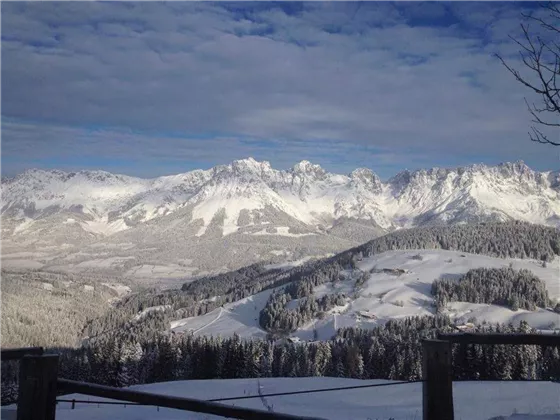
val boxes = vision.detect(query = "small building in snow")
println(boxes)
[456,323,476,332]
[358,310,377,320]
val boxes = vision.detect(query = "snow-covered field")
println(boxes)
[101,283,132,297]
[0,258,45,269]
[251,226,316,237]
[170,250,560,341]
[3,377,558,420]
[170,288,277,338]
[125,264,198,279]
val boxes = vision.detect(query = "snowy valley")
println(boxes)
[2,193,560,420]
[2,159,560,281]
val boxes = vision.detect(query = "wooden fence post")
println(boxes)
[422,339,454,420]
[17,354,59,420]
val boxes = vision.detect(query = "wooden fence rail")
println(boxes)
[57,378,324,420]
[3,348,324,420]
[1,347,44,361]
[437,332,560,346]
[5,334,560,420]
[423,332,560,420]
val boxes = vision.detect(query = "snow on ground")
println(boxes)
[170,288,277,338]
[81,219,129,236]
[125,264,197,279]
[355,250,560,302]
[101,283,132,296]
[251,226,316,237]
[89,242,136,249]
[264,256,321,271]
[0,259,45,270]
[1,251,50,259]
[12,218,36,235]
[3,377,558,420]
[449,302,560,330]
[133,305,171,322]
[192,195,266,237]
[341,250,560,331]
[172,250,560,341]
[75,257,136,269]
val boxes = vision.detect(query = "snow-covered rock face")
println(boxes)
[383,160,560,228]
[291,160,327,179]
[549,171,560,191]
[2,158,559,239]
[350,168,383,194]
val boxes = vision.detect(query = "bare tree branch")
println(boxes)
[496,2,559,146]
[522,2,560,34]
[529,126,560,146]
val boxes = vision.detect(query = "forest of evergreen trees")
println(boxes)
[260,291,347,334]
[352,220,560,261]
[3,316,559,405]
[432,267,551,312]
[82,221,560,344]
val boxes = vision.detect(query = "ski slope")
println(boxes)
[169,288,276,338]
[169,250,560,341]
[3,377,558,420]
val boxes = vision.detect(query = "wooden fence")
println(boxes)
[422,333,560,420]
[1,347,44,360]
[3,333,560,420]
[2,348,322,420]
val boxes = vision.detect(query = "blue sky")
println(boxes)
[2,1,558,179]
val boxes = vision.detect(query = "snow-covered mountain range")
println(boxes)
[3,158,559,235]
[2,158,559,279]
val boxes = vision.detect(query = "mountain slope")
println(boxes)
[80,221,559,343]
[168,249,560,340]
[3,159,558,236]
[2,159,559,278]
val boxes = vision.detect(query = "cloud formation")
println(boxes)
[2,2,558,178]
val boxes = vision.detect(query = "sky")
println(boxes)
[2,1,559,179]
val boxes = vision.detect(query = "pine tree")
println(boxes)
[345,346,364,379]
[259,342,273,378]
[314,342,331,377]
[116,341,143,387]
[335,359,346,378]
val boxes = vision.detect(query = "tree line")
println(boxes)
[260,291,347,334]
[352,220,559,261]
[3,316,559,405]
[432,267,553,312]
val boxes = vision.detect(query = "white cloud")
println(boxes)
[1,2,558,177]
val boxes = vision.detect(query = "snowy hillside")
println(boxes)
[3,377,558,420]
[170,250,560,340]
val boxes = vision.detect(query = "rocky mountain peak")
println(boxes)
[350,168,382,192]
[2,158,559,241]
[291,160,326,179]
